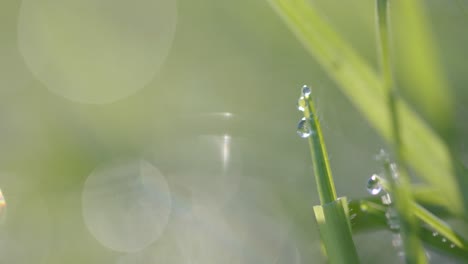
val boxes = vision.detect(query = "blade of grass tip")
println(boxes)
[300,86,336,204]
[377,0,427,262]
[267,0,465,214]
[298,87,359,263]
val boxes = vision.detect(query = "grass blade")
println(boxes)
[392,0,454,137]
[377,0,427,262]
[313,198,360,264]
[267,0,465,214]
[299,87,359,263]
[300,87,337,204]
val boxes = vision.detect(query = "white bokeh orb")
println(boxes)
[82,159,171,253]
[18,0,177,104]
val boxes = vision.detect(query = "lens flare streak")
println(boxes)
[222,134,231,170]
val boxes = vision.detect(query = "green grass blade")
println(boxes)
[299,87,359,262]
[313,198,360,264]
[377,0,427,262]
[412,203,467,250]
[349,198,468,260]
[267,0,465,214]
[301,88,337,204]
[392,0,454,137]
[382,161,427,263]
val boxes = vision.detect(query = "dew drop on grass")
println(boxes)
[297,96,306,112]
[450,244,456,248]
[390,163,400,179]
[385,208,400,230]
[366,174,383,195]
[381,193,392,205]
[442,238,447,243]
[392,233,402,247]
[301,85,311,97]
[432,231,439,237]
[297,117,313,138]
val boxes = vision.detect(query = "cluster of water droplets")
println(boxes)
[431,230,456,249]
[296,85,315,138]
[366,159,404,258]
[366,152,457,260]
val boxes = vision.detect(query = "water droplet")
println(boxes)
[385,208,400,230]
[297,96,307,112]
[390,163,399,179]
[450,243,455,248]
[297,117,313,138]
[381,193,392,205]
[392,234,402,247]
[366,174,383,195]
[432,231,438,237]
[301,85,311,97]
[442,238,447,243]
[375,149,389,161]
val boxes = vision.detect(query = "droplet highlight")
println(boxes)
[297,117,313,138]
[381,193,392,205]
[301,85,311,97]
[390,163,400,179]
[385,208,400,230]
[432,231,439,237]
[375,149,389,161]
[392,233,402,247]
[366,174,383,195]
[297,96,307,112]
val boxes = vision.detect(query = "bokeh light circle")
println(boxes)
[82,159,172,253]
[18,0,177,104]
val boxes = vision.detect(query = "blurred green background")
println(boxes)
[0,0,467,263]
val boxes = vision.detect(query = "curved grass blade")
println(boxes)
[267,0,465,215]
[349,198,468,260]
[392,0,454,138]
